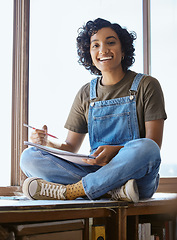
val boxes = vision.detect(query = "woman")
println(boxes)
[21,18,167,202]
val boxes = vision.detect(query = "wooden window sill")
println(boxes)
[0,177,176,197]
[0,186,22,196]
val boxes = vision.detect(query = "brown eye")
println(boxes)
[92,43,99,49]
[108,41,116,45]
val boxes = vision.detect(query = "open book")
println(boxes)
[24,141,95,166]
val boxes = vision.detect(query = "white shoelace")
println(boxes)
[109,186,128,200]
[40,182,66,199]
[109,188,121,200]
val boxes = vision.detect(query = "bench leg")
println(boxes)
[117,208,127,240]
[105,208,127,240]
[83,218,89,240]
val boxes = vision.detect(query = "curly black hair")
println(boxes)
[76,18,137,75]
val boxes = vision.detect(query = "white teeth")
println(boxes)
[99,56,113,61]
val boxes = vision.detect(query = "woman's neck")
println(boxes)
[101,69,126,86]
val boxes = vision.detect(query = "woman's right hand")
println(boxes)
[30,125,48,146]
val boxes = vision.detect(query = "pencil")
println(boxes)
[23,123,58,139]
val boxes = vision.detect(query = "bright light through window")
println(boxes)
[29,0,143,155]
[0,1,13,186]
[151,0,177,176]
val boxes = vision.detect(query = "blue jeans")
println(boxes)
[20,138,161,200]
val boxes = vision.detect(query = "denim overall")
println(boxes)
[20,74,161,200]
[88,73,143,153]
[82,73,161,199]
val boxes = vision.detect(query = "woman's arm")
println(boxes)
[47,131,85,153]
[145,119,164,148]
[49,130,86,153]
[30,125,86,153]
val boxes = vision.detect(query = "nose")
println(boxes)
[99,44,109,54]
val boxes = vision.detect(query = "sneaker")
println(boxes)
[22,177,67,200]
[108,179,139,203]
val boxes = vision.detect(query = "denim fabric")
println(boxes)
[82,138,161,199]
[20,74,161,200]
[88,96,140,153]
[20,147,101,184]
[88,73,144,153]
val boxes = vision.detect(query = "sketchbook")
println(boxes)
[24,141,95,166]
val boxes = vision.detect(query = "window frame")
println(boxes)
[0,0,176,195]
[11,0,29,187]
[143,0,177,193]
[143,0,151,74]
[0,0,29,194]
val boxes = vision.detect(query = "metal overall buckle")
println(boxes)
[129,90,137,100]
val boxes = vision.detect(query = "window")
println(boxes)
[0,1,13,186]
[0,0,29,190]
[1,0,176,193]
[29,0,143,154]
[151,0,177,176]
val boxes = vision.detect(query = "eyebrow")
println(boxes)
[91,35,117,43]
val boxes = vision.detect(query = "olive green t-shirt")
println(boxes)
[65,70,167,138]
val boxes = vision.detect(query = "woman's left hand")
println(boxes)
[82,145,124,166]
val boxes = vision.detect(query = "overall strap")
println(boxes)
[90,78,98,100]
[90,74,145,100]
[130,73,145,92]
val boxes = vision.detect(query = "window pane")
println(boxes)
[29,0,142,154]
[151,0,177,176]
[0,1,13,186]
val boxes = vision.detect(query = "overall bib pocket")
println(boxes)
[93,111,133,145]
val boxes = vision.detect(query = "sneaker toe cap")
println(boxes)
[28,180,38,198]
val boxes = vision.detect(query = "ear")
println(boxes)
[121,51,125,60]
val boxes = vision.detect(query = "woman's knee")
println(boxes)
[139,138,160,159]
[20,147,38,173]
[124,138,161,164]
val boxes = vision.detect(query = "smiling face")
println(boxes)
[90,27,124,75]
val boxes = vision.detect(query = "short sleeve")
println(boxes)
[143,76,167,122]
[64,84,90,134]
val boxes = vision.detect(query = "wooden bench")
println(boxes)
[112,193,177,239]
[0,193,176,239]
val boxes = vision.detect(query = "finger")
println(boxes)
[31,130,46,143]
[42,125,48,134]
[92,146,104,157]
[36,137,42,145]
[82,158,95,165]
[30,131,39,140]
[82,157,106,166]
[93,149,109,165]
[35,128,45,134]
[30,135,41,144]
[83,154,105,165]
[35,129,46,139]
